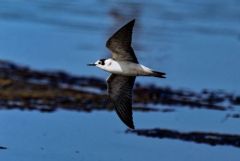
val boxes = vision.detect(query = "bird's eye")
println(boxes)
[98,62,101,65]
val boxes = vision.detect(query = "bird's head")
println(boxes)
[87,58,112,70]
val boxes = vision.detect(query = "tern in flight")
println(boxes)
[88,19,166,129]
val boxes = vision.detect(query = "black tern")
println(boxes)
[88,19,166,129]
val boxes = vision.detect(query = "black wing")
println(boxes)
[107,74,135,129]
[106,19,138,63]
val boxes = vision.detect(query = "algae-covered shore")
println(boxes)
[1,60,240,149]
[1,0,240,160]
[1,60,239,113]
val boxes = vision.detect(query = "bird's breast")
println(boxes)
[105,61,150,76]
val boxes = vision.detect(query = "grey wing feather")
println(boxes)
[107,74,135,129]
[106,19,138,63]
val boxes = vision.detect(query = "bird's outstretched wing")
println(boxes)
[106,19,138,63]
[107,74,135,129]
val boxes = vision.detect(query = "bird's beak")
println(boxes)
[87,63,96,66]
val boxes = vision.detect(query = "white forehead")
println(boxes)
[105,59,111,62]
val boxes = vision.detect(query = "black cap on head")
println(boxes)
[99,59,106,65]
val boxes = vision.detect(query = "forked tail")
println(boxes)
[151,70,166,78]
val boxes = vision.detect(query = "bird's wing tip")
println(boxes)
[129,19,135,25]
[128,124,135,129]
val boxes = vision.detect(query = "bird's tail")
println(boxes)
[151,70,166,78]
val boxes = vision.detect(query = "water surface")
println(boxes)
[0,0,240,161]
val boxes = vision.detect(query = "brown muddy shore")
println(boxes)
[1,60,240,148]
[0,60,239,113]
[126,128,240,148]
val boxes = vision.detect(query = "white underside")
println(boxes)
[101,60,153,76]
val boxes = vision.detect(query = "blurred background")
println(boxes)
[0,0,239,161]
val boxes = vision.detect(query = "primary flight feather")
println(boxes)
[88,19,166,129]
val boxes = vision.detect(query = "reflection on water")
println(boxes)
[0,0,239,35]
[1,59,240,113]
[127,128,240,148]
[0,0,239,92]
[0,0,240,161]
[1,56,240,161]
[0,146,7,150]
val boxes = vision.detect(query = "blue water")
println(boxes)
[0,0,240,160]
[0,0,239,92]
[0,110,240,161]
